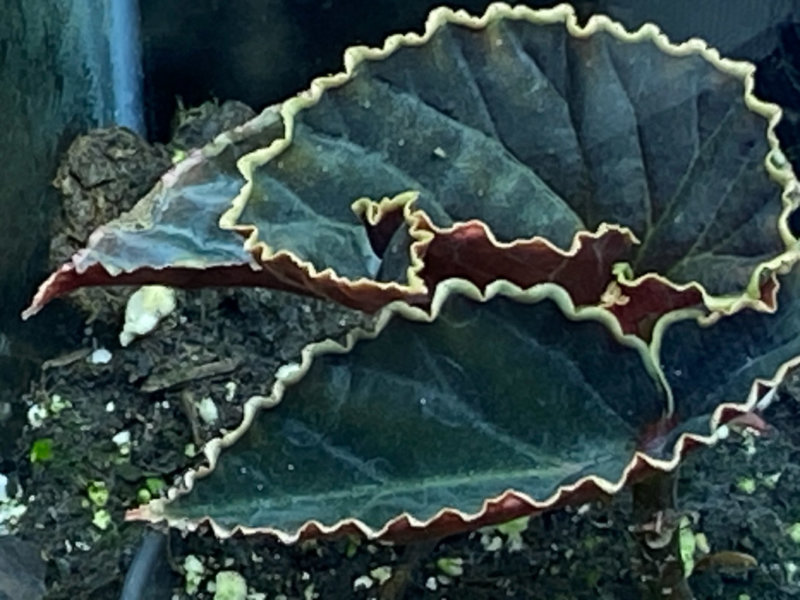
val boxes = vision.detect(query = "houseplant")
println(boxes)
[23,3,800,598]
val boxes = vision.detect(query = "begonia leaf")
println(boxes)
[132,279,670,542]
[25,4,798,328]
[131,261,800,543]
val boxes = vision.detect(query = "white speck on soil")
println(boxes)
[352,575,373,591]
[88,348,112,364]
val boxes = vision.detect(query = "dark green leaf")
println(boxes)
[27,6,796,320]
[155,280,668,540]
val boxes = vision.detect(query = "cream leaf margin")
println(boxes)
[128,273,784,544]
[218,2,800,316]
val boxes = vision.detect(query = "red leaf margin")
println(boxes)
[125,279,795,545]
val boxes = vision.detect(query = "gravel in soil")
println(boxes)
[7,110,800,600]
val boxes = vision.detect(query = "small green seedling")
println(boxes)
[736,477,756,495]
[436,557,464,577]
[497,515,530,551]
[678,517,697,577]
[137,477,167,504]
[344,535,360,558]
[87,480,109,507]
[787,523,800,544]
[30,438,54,463]
[213,570,247,600]
[92,508,111,531]
[184,554,205,595]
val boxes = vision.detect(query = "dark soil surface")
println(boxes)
[6,108,800,600]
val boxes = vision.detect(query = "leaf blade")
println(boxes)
[139,279,669,541]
